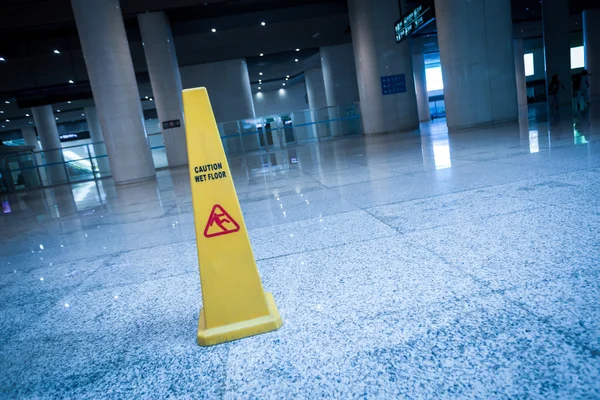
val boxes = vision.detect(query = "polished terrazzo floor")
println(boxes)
[1,108,599,398]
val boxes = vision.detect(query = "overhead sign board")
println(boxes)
[395,5,435,43]
[59,131,91,143]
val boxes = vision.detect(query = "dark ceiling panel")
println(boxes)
[0,0,597,129]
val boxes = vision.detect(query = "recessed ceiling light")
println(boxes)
[68,80,74,84]
[282,83,286,86]
[67,101,71,104]
[55,117,59,120]
[25,113,30,117]
[296,48,300,52]
[0,57,5,62]
[286,77,289,80]
[286,75,290,78]
[260,53,264,57]
[149,98,153,101]
[0,111,3,113]
[53,50,60,54]
[5,101,9,104]
[211,28,216,33]
[5,119,9,122]
[57,109,61,112]
[261,22,266,26]
[82,113,85,116]
[258,87,261,90]
[259,72,263,75]
[145,96,148,99]
[259,80,262,83]
[295,59,299,62]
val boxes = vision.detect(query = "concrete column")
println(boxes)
[583,9,600,99]
[321,44,360,137]
[347,0,419,135]
[435,0,518,130]
[138,11,188,168]
[305,67,328,139]
[31,105,67,185]
[542,0,572,109]
[180,59,256,152]
[412,52,430,122]
[514,39,528,109]
[85,106,111,174]
[84,106,104,144]
[321,43,360,107]
[32,106,61,151]
[20,127,42,187]
[305,68,327,110]
[71,0,156,185]
[21,127,40,150]
[180,59,255,122]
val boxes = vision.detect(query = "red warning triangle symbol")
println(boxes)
[203,204,241,238]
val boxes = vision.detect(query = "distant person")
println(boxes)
[548,74,565,111]
[579,70,591,108]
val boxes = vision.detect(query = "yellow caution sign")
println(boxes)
[182,87,282,346]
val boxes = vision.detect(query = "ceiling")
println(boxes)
[0,0,598,137]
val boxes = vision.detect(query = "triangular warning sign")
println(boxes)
[203,204,241,238]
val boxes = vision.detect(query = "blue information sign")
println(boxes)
[381,74,406,95]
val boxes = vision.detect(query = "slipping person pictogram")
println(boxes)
[204,204,240,238]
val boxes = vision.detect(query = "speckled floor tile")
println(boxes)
[248,210,398,260]
[75,240,199,292]
[503,263,600,352]
[332,173,443,208]
[223,292,600,399]
[490,168,600,215]
[367,187,542,233]
[242,187,359,229]
[404,207,600,273]
[0,257,108,307]
[312,165,401,188]
[2,116,600,398]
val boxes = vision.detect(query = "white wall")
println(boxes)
[253,84,308,117]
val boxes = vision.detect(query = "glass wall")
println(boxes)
[424,52,445,119]
[0,103,363,193]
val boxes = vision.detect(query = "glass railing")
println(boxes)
[0,103,362,192]
[216,102,363,155]
[429,95,446,120]
[0,141,112,192]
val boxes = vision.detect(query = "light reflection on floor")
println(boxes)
[1,107,599,398]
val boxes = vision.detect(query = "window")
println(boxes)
[524,53,534,76]
[571,46,585,69]
[425,66,444,92]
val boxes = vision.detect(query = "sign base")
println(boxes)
[197,292,282,346]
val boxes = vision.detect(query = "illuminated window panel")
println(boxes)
[571,46,585,69]
[425,66,444,92]
[524,53,534,76]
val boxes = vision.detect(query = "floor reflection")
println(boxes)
[2,103,600,398]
